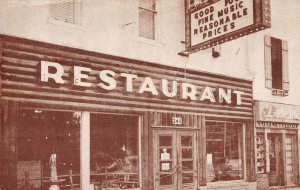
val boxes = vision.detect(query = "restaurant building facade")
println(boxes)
[0,34,255,190]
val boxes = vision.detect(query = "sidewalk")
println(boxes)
[268,186,300,190]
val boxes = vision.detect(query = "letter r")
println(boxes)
[40,61,65,84]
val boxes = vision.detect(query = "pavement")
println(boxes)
[267,186,300,190]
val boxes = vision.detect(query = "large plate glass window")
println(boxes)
[206,121,244,182]
[17,109,81,189]
[90,114,140,189]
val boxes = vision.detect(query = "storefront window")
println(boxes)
[90,114,140,189]
[17,109,81,189]
[206,121,244,182]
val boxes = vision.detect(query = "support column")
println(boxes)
[80,111,90,190]
[297,129,300,185]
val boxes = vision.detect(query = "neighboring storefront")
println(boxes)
[255,101,300,189]
[0,35,255,190]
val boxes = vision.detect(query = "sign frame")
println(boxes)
[179,0,271,55]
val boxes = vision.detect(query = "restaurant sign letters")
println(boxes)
[40,61,244,106]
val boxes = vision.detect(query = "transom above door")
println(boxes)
[153,129,198,190]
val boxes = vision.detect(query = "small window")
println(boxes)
[271,38,283,89]
[139,0,157,40]
[49,0,80,25]
[264,35,289,96]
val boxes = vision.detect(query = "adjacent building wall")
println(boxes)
[247,0,300,106]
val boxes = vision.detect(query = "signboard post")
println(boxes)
[180,0,271,55]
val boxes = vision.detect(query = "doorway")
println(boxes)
[153,129,198,190]
[268,133,284,186]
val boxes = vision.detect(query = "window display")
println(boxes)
[206,121,244,182]
[17,109,81,189]
[256,133,267,174]
[90,114,140,189]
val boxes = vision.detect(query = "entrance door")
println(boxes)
[268,134,284,186]
[153,130,198,190]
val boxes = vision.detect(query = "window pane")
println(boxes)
[159,136,172,146]
[139,0,155,10]
[50,0,76,24]
[271,37,283,89]
[17,109,81,189]
[182,173,193,184]
[182,148,193,159]
[206,122,243,182]
[159,174,173,185]
[181,136,192,146]
[139,8,155,39]
[90,114,139,189]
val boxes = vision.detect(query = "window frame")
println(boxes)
[48,0,82,27]
[205,121,245,183]
[138,0,159,41]
[264,35,289,96]
[16,107,143,189]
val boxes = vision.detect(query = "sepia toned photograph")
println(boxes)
[0,0,300,190]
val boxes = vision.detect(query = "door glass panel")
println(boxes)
[182,173,193,184]
[286,165,293,172]
[286,151,292,157]
[182,161,193,170]
[160,136,172,146]
[268,135,276,172]
[182,148,193,158]
[179,134,195,187]
[158,135,174,186]
[286,158,292,164]
[181,136,192,146]
[160,174,173,185]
